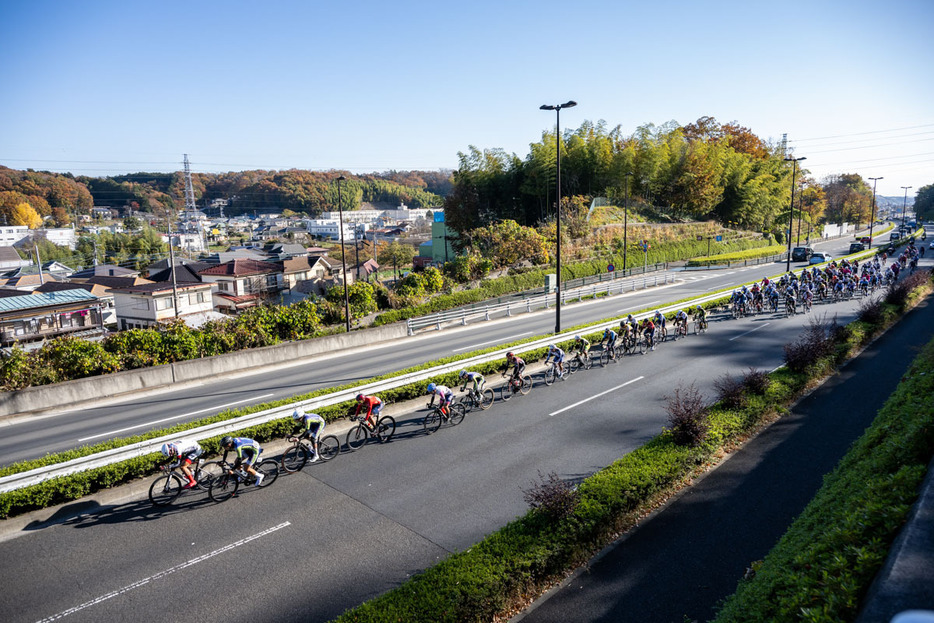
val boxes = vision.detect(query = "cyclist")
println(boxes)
[692,305,707,328]
[501,352,527,388]
[426,382,454,416]
[354,394,383,428]
[620,314,637,336]
[161,438,202,489]
[292,408,325,463]
[640,317,656,351]
[674,309,689,335]
[220,436,263,487]
[652,310,667,341]
[600,327,618,360]
[785,283,797,313]
[458,369,486,395]
[572,335,591,367]
[544,344,566,377]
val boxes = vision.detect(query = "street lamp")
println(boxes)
[336,175,351,333]
[901,186,912,229]
[540,100,577,334]
[868,176,883,247]
[783,155,806,272]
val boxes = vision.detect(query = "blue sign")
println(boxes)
[433,211,445,223]
[715,235,723,242]
[607,264,615,272]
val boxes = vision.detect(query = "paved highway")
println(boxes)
[3,255,926,623]
[0,232,876,466]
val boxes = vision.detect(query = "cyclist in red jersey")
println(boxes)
[354,394,383,427]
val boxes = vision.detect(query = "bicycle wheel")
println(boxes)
[197,461,225,490]
[345,424,369,451]
[568,359,580,374]
[582,355,593,370]
[478,388,495,410]
[149,473,182,506]
[423,410,442,434]
[500,382,514,401]
[544,366,556,386]
[638,337,647,355]
[519,375,532,395]
[375,416,396,443]
[449,403,466,426]
[280,442,309,474]
[209,472,238,503]
[316,435,340,461]
[255,460,279,488]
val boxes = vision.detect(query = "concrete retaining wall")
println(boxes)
[0,323,408,417]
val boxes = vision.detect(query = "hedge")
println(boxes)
[686,244,786,266]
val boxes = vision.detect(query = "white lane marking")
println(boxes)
[618,301,661,313]
[77,393,276,441]
[729,323,770,341]
[453,332,533,352]
[36,521,291,622]
[549,376,644,416]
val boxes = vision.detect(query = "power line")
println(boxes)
[788,123,934,143]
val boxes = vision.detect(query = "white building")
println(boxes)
[303,219,357,241]
[0,226,29,248]
[36,228,77,250]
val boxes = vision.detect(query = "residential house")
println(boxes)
[0,273,61,291]
[0,289,105,347]
[35,281,119,325]
[146,260,212,284]
[109,281,216,331]
[202,250,270,264]
[69,264,140,280]
[198,259,284,314]
[0,246,30,271]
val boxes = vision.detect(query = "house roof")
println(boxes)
[77,276,154,289]
[282,256,315,274]
[0,274,60,288]
[199,258,282,277]
[68,264,138,279]
[203,250,270,264]
[0,247,24,264]
[0,288,30,298]
[34,281,114,297]
[0,289,98,312]
[147,262,211,283]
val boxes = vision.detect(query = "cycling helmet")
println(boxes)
[696,305,703,312]
[458,370,467,379]
[427,383,437,393]
[548,344,556,350]
[506,351,515,359]
[160,443,173,457]
[220,436,234,447]
[356,394,365,402]
[291,408,304,420]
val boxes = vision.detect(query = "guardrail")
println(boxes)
[406,273,676,335]
[0,287,728,495]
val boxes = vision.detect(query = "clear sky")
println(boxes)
[1,0,932,198]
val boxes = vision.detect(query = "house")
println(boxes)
[0,246,30,271]
[146,260,212,284]
[354,258,380,281]
[198,259,284,314]
[202,250,270,264]
[71,275,153,289]
[109,281,215,331]
[0,273,61,291]
[0,289,105,347]
[266,243,308,259]
[35,281,119,326]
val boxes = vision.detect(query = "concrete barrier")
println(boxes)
[0,322,408,417]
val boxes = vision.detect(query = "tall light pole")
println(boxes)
[868,176,883,247]
[783,155,806,272]
[336,175,351,333]
[901,186,912,230]
[540,100,576,334]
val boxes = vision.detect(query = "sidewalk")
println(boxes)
[514,291,934,623]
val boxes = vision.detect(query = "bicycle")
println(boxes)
[693,317,708,335]
[784,297,797,317]
[280,434,341,473]
[567,352,593,374]
[422,402,466,434]
[543,360,567,385]
[499,374,532,401]
[208,458,280,503]
[599,343,621,366]
[672,320,688,340]
[620,331,638,355]
[148,457,225,506]
[458,386,495,411]
[345,415,396,450]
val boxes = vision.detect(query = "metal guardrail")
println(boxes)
[406,273,676,335]
[0,286,728,495]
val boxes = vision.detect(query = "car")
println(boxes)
[848,242,865,254]
[791,246,814,262]
[809,252,833,265]
[929,240,934,249]
[858,236,871,244]
[890,232,902,242]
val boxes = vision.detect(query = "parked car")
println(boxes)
[848,242,865,254]
[791,246,814,262]
[809,252,833,265]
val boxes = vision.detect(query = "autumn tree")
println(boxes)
[11,202,42,228]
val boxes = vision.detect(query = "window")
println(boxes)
[133,298,150,311]
[156,297,174,311]
[218,282,230,292]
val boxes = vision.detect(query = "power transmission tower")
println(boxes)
[183,154,206,254]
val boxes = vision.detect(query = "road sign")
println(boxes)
[607,264,615,272]
[715,235,722,242]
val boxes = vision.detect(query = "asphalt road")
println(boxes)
[1,266,920,623]
[0,232,877,466]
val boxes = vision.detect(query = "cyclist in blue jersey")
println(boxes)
[600,327,618,360]
[221,436,264,486]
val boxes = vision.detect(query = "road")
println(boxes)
[2,255,925,623]
[0,232,879,466]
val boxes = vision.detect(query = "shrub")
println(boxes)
[665,382,710,446]
[742,368,771,395]
[523,471,580,521]
[857,295,886,326]
[885,269,932,310]
[714,374,747,409]
[782,314,838,374]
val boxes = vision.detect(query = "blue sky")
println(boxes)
[1,0,932,197]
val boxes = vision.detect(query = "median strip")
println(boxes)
[549,376,644,416]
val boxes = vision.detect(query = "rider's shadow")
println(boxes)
[21,491,216,532]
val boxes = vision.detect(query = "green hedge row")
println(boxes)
[331,272,934,622]
[712,320,934,622]
[686,244,786,266]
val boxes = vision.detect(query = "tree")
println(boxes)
[326,281,376,320]
[418,266,444,294]
[378,241,417,281]
[11,202,42,228]
[470,220,550,268]
[914,183,934,222]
